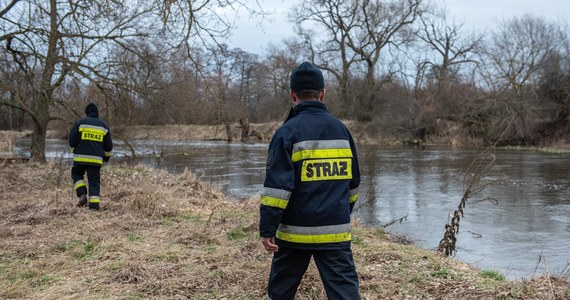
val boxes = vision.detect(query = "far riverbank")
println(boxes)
[3,121,570,155]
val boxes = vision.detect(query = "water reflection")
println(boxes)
[16,139,570,280]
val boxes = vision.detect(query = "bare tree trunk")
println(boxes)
[239,117,250,143]
[29,95,49,162]
[30,0,57,163]
[225,122,232,142]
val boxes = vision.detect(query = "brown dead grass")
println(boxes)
[0,162,569,299]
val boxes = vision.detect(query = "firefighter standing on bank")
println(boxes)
[69,103,113,210]
[259,62,361,299]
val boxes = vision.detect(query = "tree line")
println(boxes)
[1,0,569,162]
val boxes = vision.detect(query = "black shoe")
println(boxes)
[77,193,88,207]
[88,203,100,210]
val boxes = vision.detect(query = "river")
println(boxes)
[16,138,570,280]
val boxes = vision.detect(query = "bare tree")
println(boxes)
[482,15,556,96]
[290,0,361,114]
[258,43,299,121]
[290,0,426,119]
[0,0,263,162]
[535,25,570,140]
[477,15,558,144]
[201,44,258,140]
[158,0,265,56]
[415,9,483,120]
[0,0,159,162]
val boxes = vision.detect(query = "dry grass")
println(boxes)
[0,162,569,299]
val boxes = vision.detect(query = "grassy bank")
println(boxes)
[0,162,568,299]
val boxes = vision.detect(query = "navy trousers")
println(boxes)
[71,164,101,208]
[268,247,360,300]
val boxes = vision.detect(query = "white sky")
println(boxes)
[227,0,570,55]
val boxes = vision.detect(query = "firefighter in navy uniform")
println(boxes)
[260,62,361,300]
[69,103,113,210]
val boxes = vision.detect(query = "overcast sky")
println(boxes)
[227,0,570,54]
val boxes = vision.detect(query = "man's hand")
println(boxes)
[261,237,279,253]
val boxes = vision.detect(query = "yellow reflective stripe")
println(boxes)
[262,187,291,201]
[293,140,350,153]
[277,223,352,243]
[79,125,108,134]
[261,196,288,209]
[74,157,103,165]
[276,231,351,243]
[104,152,112,157]
[89,196,100,203]
[349,193,358,204]
[291,148,352,163]
[74,180,86,189]
[79,127,107,135]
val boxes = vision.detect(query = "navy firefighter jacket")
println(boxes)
[68,111,113,166]
[259,101,360,250]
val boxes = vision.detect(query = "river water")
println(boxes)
[16,139,570,280]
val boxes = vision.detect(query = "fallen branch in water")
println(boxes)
[436,146,504,256]
[381,214,409,228]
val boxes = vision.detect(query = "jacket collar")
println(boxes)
[284,101,328,123]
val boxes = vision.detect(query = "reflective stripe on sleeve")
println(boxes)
[260,187,291,209]
[262,187,291,200]
[261,187,291,209]
[104,152,112,157]
[261,196,288,209]
[276,223,352,244]
[350,188,359,204]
